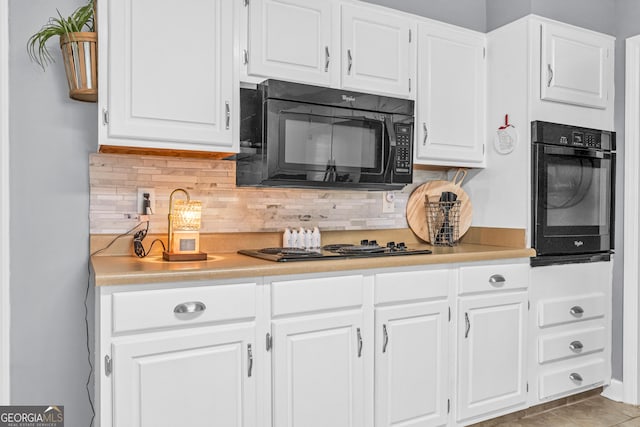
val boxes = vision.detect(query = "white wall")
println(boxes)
[362,0,487,32]
[9,1,95,426]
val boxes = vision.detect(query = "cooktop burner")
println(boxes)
[238,240,432,262]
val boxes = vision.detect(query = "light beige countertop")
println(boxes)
[91,227,536,286]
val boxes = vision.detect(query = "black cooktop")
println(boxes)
[238,240,432,262]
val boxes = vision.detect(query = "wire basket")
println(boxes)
[425,198,462,246]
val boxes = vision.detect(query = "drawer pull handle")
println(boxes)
[569,341,584,352]
[489,274,506,287]
[569,306,584,317]
[357,327,363,358]
[569,372,583,382]
[174,301,207,314]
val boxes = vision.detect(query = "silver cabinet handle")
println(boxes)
[569,340,584,352]
[465,313,471,338]
[569,306,584,317]
[247,344,253,377]
[225,101,230,130]
[422,123,428,146]
[569,372,583,382]
[489,274,506,287]
[357,327,363,358]
[242,49,248,65]
[266,333,272,351]
[382,324,389,353]
[174,301,206,314]
[547,64,554,87]
[347,49,353,75]
[324,46,330,72]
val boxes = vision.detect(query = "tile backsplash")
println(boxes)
[89,153,445,234]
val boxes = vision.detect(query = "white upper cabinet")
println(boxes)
[247,0,334,86]
[99,0,238,152]
[415,21,486,167]
[540,21,613,110]
[341,4,415,98]
[242,0,414,99]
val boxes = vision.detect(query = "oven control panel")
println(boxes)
[569,131,600,148]
[532,121,615,151]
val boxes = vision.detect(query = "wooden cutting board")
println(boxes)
[406,169,473,243]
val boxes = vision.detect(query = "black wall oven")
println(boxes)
[531,121,615,266]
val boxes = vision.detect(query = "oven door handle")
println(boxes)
[543,145,607,159]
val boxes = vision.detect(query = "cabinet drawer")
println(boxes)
[539,358,606,399]
[538,293,606,327]
[375,269,449,305]
[112,283,257,334]
[539,327,606,364]
[459,263,529,295]
[271,275,364,316]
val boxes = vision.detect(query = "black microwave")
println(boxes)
[236,80,414,190]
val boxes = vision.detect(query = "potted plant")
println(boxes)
[27,0,97,102]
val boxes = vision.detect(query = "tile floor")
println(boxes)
[488,396,640,427]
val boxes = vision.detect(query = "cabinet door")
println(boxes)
[375,301,449,427]
[272,310,365,427]
[540,21,613,110]
[415,23,485,166]
[341,4,414,98]
[102,0,237,152]
[457,292,527,422]
[112,324,255,427]
[247,0,333,85]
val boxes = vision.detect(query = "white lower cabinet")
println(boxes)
[112,325,256,427]
[269,274,366,427]
[456,263,530,425]
[96,281,260,427]
[374,268,451,427]
[271,311,365,427]
[457,292,528,422]
[97,259,615,427]
[529,262,612,405]
[375,301,449,427]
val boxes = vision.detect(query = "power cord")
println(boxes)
[133,221,166,257]
[86,221,149,426]
[90,221,148,257]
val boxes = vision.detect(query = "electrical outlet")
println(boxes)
[137,188,156,215]
[382,191,395,213]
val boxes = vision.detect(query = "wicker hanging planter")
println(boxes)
[59,32,97,102]
[26,0,97,103]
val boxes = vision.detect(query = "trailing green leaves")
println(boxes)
[27,0,95,70]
